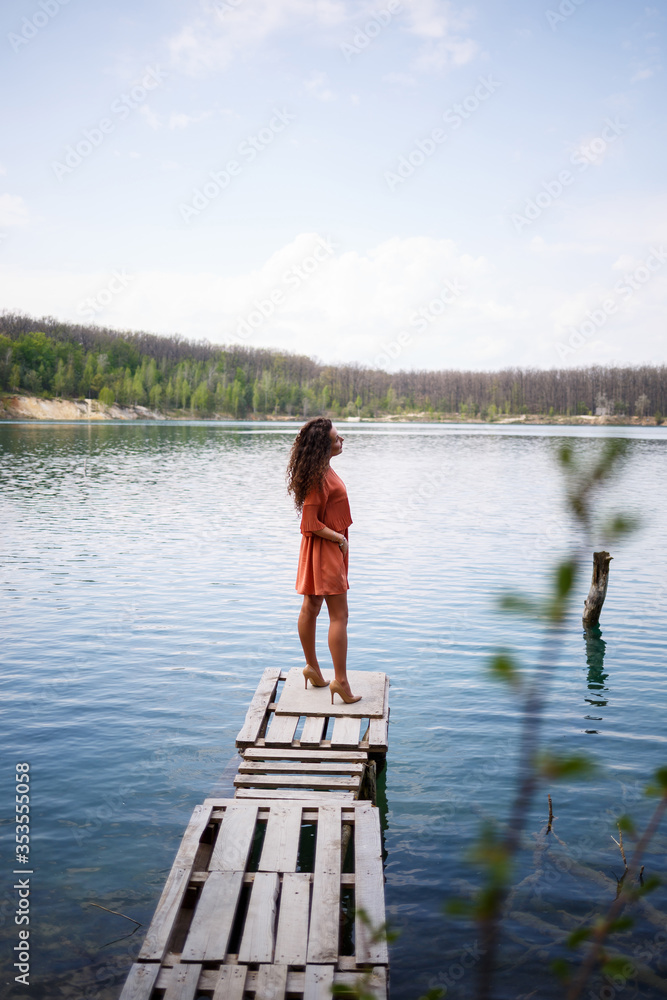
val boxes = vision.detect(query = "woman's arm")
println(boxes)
[312,526,348,555]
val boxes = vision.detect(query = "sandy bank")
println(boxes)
[0,395,162,421]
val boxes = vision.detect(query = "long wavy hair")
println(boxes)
[286,416,333,512]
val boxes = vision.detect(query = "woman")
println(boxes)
[286,416,361,705]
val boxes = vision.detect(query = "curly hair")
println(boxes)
[286,416,333,512]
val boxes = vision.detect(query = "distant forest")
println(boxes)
[0,311,664,420]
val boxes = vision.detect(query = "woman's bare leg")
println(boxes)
[324,592,352,690]
[298,595,325,678]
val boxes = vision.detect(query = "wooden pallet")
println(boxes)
[120,799,388,999]
[122,960,387,999]
[234,747,369,800]
[236,668,390,754]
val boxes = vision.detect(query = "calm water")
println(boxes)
[1,421,666,1000]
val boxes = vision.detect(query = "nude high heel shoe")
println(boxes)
[303,665,329,689]
[330,679,361,705]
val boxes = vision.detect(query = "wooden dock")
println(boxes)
[120,668,390,999]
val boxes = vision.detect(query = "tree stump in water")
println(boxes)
[582,551,613,627]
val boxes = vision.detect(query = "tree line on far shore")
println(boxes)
[0,311,664,421]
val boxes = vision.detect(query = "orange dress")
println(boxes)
[296,466,353,595]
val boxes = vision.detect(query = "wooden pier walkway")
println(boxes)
[120,668,390,1000]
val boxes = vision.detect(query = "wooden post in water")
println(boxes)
[582,551,613,627]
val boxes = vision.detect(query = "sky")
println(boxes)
[0,0,664,372]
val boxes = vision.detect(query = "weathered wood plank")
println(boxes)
[335,967,388,999]
[235,773,360,791]
[307,804,341,963]
[330,716,362,749]
[304,964,335,1000]
[236,668,281,746]
[274,871,310,965]
[171,802,213,868]
[238,870,280,963]
[243,748,367,762]
[209,801,258,871]
[259,803,302,872]
[254,964,288,1000]
[235,787,355,801]
[118,963,160,1000]
[181,870,244,961]
[239,761,366,775]
[211,965,247,1000]
[265,713,299,746]
[138,867,190,961]
[300,715,327,745]
[368,677,389,749]
[162,963,201,1000]
[354,804,388,964]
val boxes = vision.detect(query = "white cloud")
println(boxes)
[3,217,664,371]
[303,72,336,101]
[402,0,479,72]
[0,194,29,227]
[168,0,349,74]
[168,110,215,128]
[167,0,478,76]
[382,72,417,87]
[139,105,162,130]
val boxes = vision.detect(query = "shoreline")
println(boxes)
[0,394,663,427]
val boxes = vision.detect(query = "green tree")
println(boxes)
[132,368,146,405]
[149,383,162,411]
[99,386,115,406]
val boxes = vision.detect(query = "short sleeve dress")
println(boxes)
[296,466,353,596]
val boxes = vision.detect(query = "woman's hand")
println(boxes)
[338,536,348,557]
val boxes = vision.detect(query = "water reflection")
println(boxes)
[583,624,608,732]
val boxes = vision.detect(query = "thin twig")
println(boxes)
[547,794,554,834]
[87,902,141,926]
[566,792,667,1000]
[615,823,628,870]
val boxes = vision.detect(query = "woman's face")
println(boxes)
[329,425,344,457]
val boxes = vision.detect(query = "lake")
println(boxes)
[1,420,666,1000]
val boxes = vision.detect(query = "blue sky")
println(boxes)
[0,0,664,371]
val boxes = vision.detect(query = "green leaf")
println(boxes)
[567,926,592,948]
[645,767,667,796]
[550,957,571,982]
[488,653,520,687]
[538,753,596,780]
[557,443,574,468]
[616,814,636,834]
[653,766,667,790]
[638,875,661,895]
[498,593,541,617]
[607,915,634,934]
[604,513,640,539]
[444,897,473,917]
[602,955,633,977]
[555,559,577,598]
